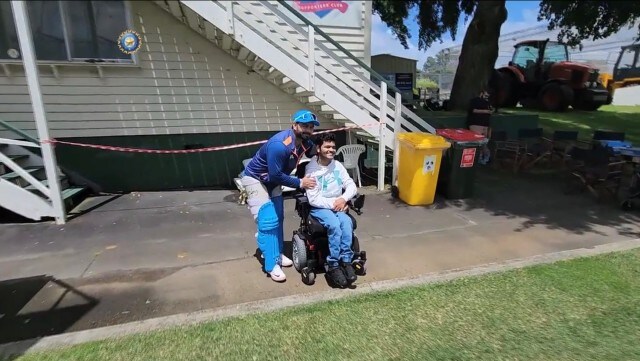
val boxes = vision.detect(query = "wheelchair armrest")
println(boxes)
[293,192,311,218]
[348,194,365,215]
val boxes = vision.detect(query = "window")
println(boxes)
[512,44,539,69]
[0,0,133,63]
[512,42,568,69]
[542,43,568,63]
[618,48,636,69]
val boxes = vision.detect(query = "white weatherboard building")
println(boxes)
[0,0,435,223]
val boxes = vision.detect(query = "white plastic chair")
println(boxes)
[336,144,365,188]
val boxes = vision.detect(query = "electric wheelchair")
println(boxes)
[290,164,368,286]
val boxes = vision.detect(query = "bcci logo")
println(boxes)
[118,29,142,55]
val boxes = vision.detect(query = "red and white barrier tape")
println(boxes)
[41,123,379,154]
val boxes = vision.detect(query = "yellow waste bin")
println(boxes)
[396,132,451,206]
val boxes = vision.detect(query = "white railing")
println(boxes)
[180,0,437,189]
[0,137,58,220]
[0,139,50,197]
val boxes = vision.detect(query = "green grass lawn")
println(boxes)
[13,248,640,361]
[506,105,640,144]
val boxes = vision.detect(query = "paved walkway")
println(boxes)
[1,168,639,348]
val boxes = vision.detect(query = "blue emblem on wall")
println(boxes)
[118,30,142,55]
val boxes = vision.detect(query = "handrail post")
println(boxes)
[11,0,66,225]
[307,25,315,91]
[392,92,402,188]
[377,82,387,191]
[225,1,234,35]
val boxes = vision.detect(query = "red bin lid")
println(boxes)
[436,128,486,142]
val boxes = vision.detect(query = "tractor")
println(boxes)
[490,39,611,112]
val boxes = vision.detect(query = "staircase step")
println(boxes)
[62,186,91,212]
[306,96,325,106]
[294,87,314,97]
[1,166,40,182]
[266,69,283,81]
[280,78,298,89]
[62,186,87,201]
[8,154,29,162]
[24,177,70,191]
[1,155,29,175]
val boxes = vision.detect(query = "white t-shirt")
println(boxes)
[304,156,358,209]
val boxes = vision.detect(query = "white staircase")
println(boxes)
[0,122,88,223]
[154,0,436,152]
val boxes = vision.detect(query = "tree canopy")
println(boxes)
[422,50,453,75]
[373,1,640,62]
[372,1,640,110]
[539,1,640,47]
[372,0,477,51]
[372,0,506,110]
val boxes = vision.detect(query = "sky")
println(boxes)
[371,1,543,68]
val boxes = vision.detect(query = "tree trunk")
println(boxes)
[447,1,507,111]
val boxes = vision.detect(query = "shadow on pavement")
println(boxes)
[0,275,99,360]
[385,166,640,237]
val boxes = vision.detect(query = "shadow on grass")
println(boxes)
[508,106,640,144]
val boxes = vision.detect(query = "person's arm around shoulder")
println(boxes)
[304,159,337,209]
[336,161,357,202]
[267,141,315,190]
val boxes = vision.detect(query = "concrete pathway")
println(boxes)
[1,168,639,352]
[2,237,639,358]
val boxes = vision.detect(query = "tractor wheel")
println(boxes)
[538,83,573,112]
[492,71,519,108]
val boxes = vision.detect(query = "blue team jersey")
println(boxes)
[243,128,314,191]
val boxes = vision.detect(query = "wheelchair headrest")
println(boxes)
[295,160,309,179]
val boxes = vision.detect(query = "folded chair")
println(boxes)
[516,128,552,171]
[593,130,625,142]
[490,130,526,172]
[541,130,580,167]
[563,145,626,202]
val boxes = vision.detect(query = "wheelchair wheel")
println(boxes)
[353,260,367,276]
[302,268,316,285]
[352,235,360,254]
[292,233,307,272]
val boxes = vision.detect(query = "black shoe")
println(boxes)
[327,266,348,288]
[341,261,357,283]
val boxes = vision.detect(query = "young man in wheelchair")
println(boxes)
[304,133,359,287]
